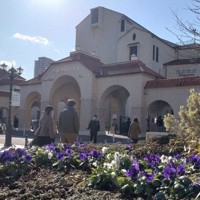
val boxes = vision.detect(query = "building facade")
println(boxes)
[17,7,200,134]
[0,68,25,127]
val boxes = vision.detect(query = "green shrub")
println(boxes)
[164,89,200,145]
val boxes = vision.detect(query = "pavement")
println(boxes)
[0,130,146,151]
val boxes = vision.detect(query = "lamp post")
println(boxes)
[0,63,23,147]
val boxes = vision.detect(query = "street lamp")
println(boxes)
[0,63,23,147]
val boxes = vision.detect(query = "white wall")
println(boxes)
[165,63,200,78]
[144,86,200,118]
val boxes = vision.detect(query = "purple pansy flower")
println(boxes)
[126,159,140,179]
[144,154,161,168]
[142,171,155,183]
[177,163,186,176]
[79,151,87,161]
[187,153,200,168]
[163,162,177,179]
[89,150,102,159]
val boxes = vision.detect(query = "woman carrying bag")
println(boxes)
[30,105,56,147]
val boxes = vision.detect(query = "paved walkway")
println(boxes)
[0,132,146,152]
[0,135,28,151]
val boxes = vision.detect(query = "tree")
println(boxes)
[164,89,200,143]
[169,0,200,44]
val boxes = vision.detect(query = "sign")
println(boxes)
[12,91,20,106]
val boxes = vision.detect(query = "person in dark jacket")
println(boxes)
[13,115,19,130]
[87,115,100,143]
[58,99,79,144]
[30,105,56,147]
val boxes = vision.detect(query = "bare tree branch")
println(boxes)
[170,0,200,44]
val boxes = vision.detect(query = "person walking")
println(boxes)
[58,99,79,144]
[30,105,56,146]
[13,115,19,130]
[128,118,141,144]
[87,115,100,143]
[111,118,118,134]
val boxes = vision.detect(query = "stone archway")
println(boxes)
[147,100,173,132]
[99,85,130,131]
[23,92,41,130]
[49,75,81,123]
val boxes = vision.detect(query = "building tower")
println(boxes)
[34,57,54,77]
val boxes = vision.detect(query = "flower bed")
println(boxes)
[0,139,199,200]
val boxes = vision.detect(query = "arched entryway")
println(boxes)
[49,75,81,123]
[23,92,41,130]
[147,100,173,132]
[99,85,130,133]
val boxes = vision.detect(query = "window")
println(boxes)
[153,45,155,60]
[129,46,137,60]
[91,8,98,24]
[121,19,125,32]
[156,47,159,62]
[132,33,136,41]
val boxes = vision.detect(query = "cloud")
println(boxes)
[12,33,49,45]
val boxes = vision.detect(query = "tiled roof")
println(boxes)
[19,75,42,86]
[99,60,164,78]
[164,58,200,66]
[21,51,163,86]
[0,79,25,85]
[144,76,200,89]
[53,51,103,74]
[69,51,163,78]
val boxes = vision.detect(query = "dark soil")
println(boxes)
[0,168,126,200]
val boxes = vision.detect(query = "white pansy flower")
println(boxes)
[111,160,118,169]
[106,153,111,160]
[114,152,120,165]
[93,161,97,167]
[102,147,109,154]
[181,158,187,164]
[104,162,112,169]
[168,156,173,161]
[48,152,53,159]
[121,169,127,173]
[160,155,170,164]
[111,172,116,178]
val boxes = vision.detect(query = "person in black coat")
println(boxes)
[87,115,100,143]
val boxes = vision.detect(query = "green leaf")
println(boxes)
[145,185,153,196]
[134,184,144,194]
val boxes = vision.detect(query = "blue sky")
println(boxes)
[0,0,193,80]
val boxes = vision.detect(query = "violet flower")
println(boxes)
[24,154,32,162]
[79,151,87,161]
[187,153,200,169]
[142,171,155,183]
[65,149,73,158]
[177,163,186,176]
[163,162,177,179]
[89,150,102,159]
[144,154,161,168]
[126,159,140,179]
